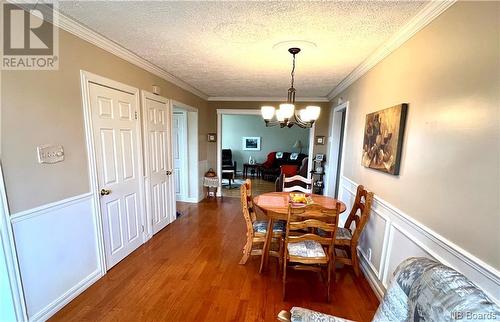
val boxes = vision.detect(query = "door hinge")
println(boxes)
[134,111,138,120]
[142,225,144,232]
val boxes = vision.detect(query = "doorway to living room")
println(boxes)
[172,101,199,203]
[216,109,315,198]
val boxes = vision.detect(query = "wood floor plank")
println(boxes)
[50,199,378,322]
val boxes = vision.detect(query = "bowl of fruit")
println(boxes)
[289,192,313,206]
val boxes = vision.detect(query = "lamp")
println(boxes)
[293,140,303,154]
[260,47,321,128]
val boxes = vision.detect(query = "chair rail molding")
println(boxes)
[339,176,500,303]
[10,192,104,322]
[327,0,456,100]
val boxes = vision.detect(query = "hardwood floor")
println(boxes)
[222,175,276,198]
[51,199,379,322]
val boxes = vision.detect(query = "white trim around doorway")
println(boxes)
[325,101,349,197]
[80,70,147,261]
[216,108,315,197]
[172,100,200,203]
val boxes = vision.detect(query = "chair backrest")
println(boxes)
[243,179,256,222]
[285,203,340,254]
[222,149,232,163]
[344,185,374,244]
[283,175,313,194]
[240,184,255,235]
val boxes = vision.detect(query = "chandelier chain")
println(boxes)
[290,53,296,89]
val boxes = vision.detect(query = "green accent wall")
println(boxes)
[221,114,310,172]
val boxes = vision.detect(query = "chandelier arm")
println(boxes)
[293,111,313,128]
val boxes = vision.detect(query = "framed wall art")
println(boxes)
[242,137,261,151]
[362,103,408,175]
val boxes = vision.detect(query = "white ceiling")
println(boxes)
[58,1,426,99]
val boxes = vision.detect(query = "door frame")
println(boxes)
[216,108,315,197]
[172,100,200,203]
[80,70,147,270]
[141,90,176,239]
[325,101,349,197]
[0,163,28,321]
[172,109,189,201]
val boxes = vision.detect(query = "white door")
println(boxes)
[89,83,143,269]
[143,93,175,235]
[173,112,188,200]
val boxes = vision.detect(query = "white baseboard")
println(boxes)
[340,176,500,303]
[358,252,384,301]
[11,193,104,321]
[29,269,102,322]
[176,197,199,203]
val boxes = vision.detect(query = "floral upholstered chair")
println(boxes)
[278,257,500,322]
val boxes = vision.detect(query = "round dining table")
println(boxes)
[253,191,347,273]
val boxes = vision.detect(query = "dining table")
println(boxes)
[253,191,347,273]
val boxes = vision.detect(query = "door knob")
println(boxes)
[100,188,111,196]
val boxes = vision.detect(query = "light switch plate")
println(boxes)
[37,145,64,164]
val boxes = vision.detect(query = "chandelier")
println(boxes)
[261,47,320,128]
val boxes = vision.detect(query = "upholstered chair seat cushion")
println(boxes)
[253,220,285,234]
[289,307,353,322]
[287,240,326,258]
[335,227,352,240]
[317,227,352,240]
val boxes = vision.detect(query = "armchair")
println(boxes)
[222,149,237,172]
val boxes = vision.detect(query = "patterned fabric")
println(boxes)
[373,257,500,322]
[287,241,326,258]
[335,227,352,240]
[253,220,285,234]
[290,307,353,322]
[316,227,352,240]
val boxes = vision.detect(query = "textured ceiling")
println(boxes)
[58,1,426,98]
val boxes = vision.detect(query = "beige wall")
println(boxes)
[205,101,331,169]
[333,2,499,269]
[1,26,208,213]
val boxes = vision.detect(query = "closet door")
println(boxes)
[143,92,175,235]
[89,83,143,269]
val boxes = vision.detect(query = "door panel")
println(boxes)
[144,95,175,235]
[89,83,143,270]
[173,112,188,199]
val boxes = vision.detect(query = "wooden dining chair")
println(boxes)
[239,182,284,265]
[282,175,313,194]
[283,203,340,302]
[335,185,374,276]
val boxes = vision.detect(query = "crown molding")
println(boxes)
[207,96,329,102]
[327,0,456,101]
[35,4,209,100]
[23,1,455,103]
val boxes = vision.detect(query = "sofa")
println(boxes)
[278,257,500,322]
[260,152,308,181]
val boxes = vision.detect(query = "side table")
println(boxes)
[203,176,219,199]
[243,163,262,179]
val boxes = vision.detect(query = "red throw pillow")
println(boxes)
[281,165,298,177]
[262,152,276,168]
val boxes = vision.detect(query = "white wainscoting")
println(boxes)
[339,176,500,302]
[10,193,103,321]
[197,160,208,202]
